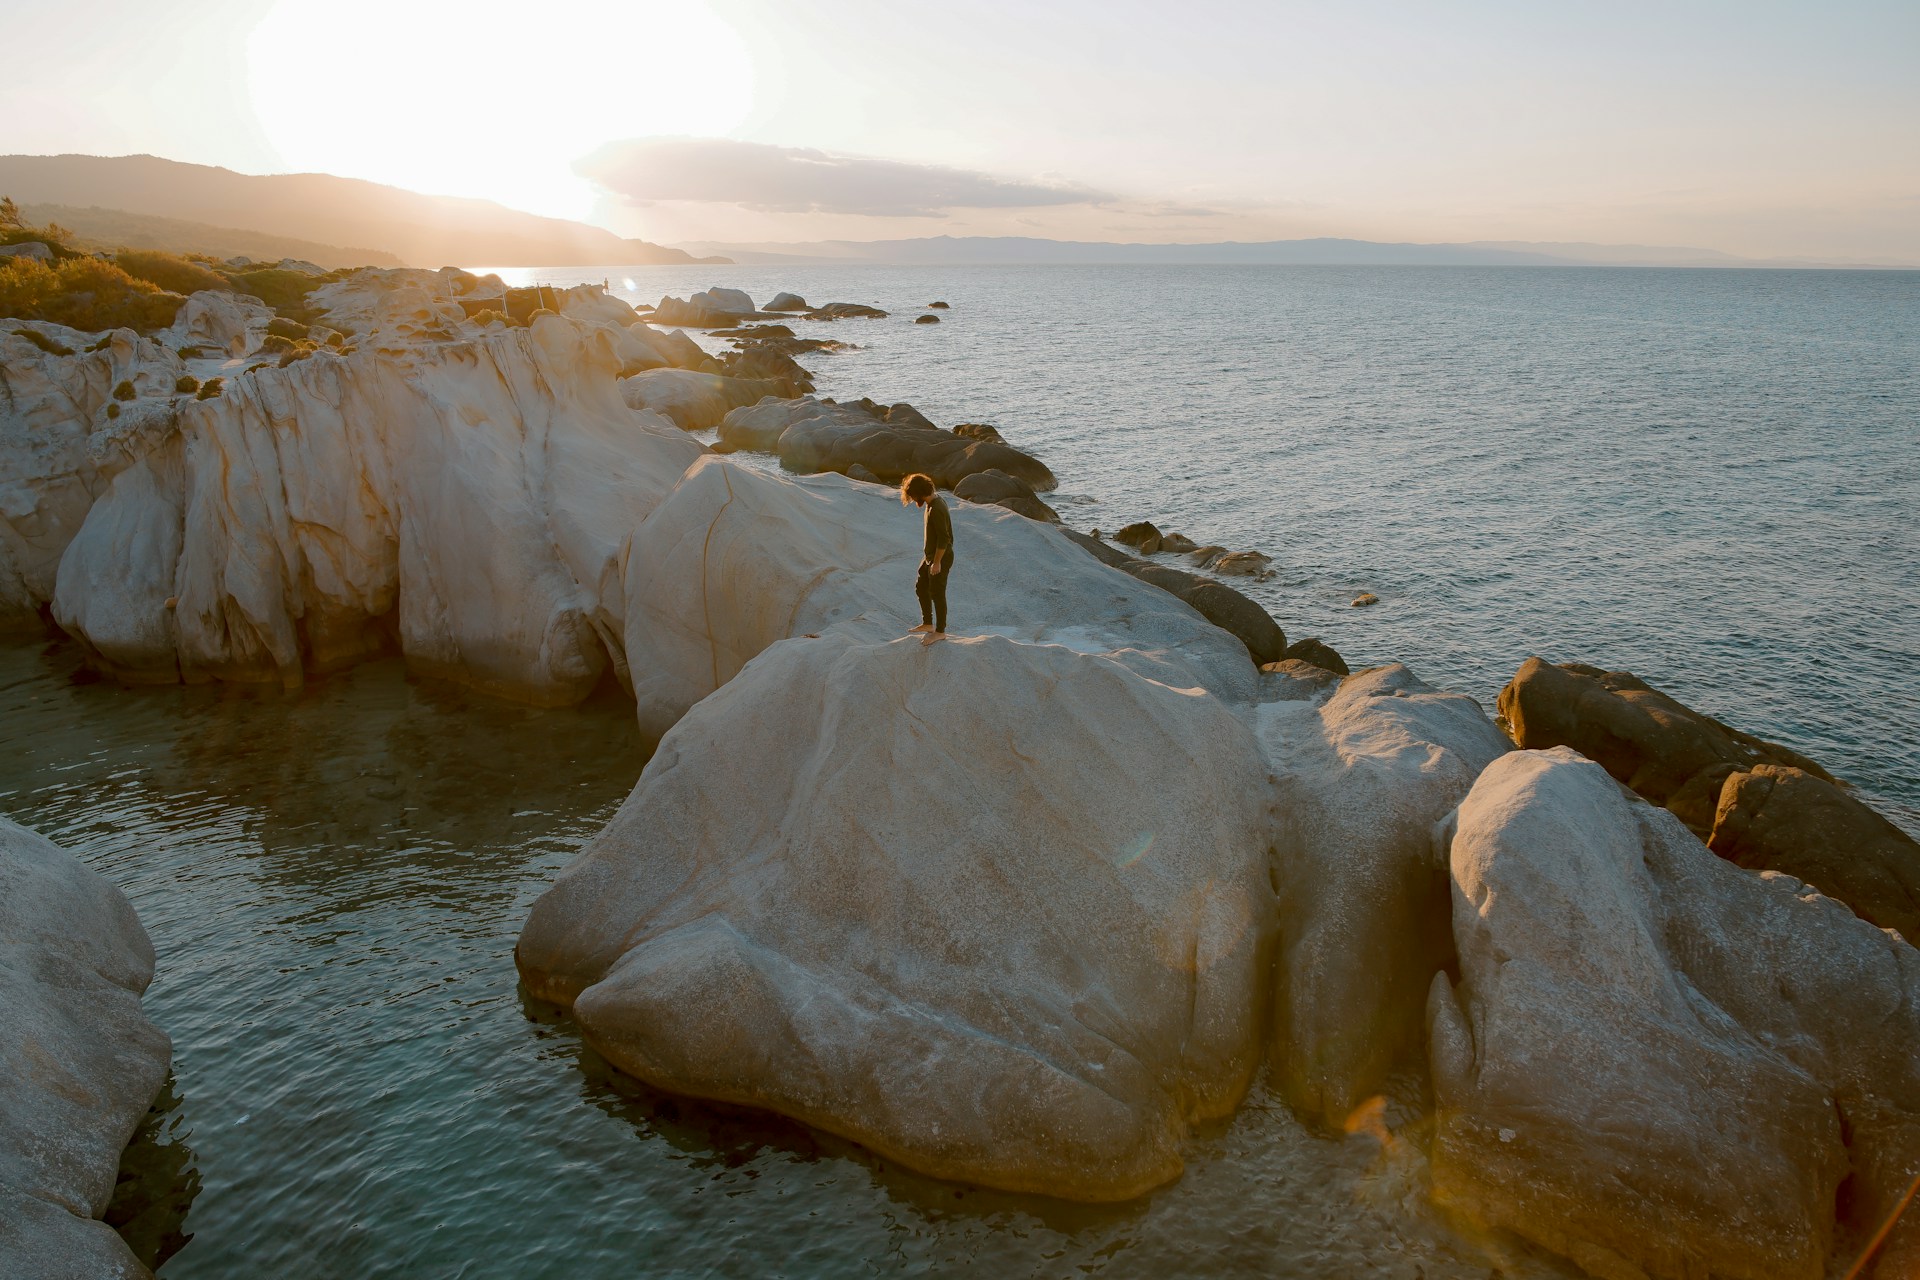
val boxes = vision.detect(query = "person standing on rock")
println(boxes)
[902,473,954,646]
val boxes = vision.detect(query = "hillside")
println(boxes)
[19,203,402,267]
[0,154,728,268]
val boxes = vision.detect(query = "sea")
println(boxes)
[2,264,1914,1277]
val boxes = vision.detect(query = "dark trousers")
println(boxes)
[916,554,954,631]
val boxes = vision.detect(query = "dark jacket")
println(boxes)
[923,495,953,559]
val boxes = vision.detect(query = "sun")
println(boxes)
[245,0,755,220]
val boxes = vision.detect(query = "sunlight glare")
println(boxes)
[246,0,754,220]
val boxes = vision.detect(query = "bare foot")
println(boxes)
[908,623,933,634]
[921,630,946,647]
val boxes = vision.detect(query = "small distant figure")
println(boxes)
[901,473,954,646]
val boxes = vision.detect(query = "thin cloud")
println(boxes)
[575,137,1113,218]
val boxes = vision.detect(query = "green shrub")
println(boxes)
[260,333,296,355]
[223,267,320,318]
[0,257,184,333]
[467,308,509,327]
[175,374,199,394]
[112,379,135,401]
[115,250,229,296]
[265,316,308,340]
[88,336,114,352]
[10,328,73,356]
[105,401,120,419]
[277,340,318,367]
[176,344,204,358]
[195,377,223,400]
[324,330,345,348]
[526,307,558,323]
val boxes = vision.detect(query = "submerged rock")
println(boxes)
[618,457,1258,738]
[1257,665,1509,1126]
[0,817,170,1280]
[1428,748,1920,1280]
[516,631,1276,1201]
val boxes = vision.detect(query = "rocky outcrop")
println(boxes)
[1062,530,1286,666]
[1,817,171,1280]
[619,368,784,431]
[1498,657,1833,834]
[1499,657,1917,940]
[1711,764,1920,943]
[617,457,1259,738]
[649,287,757,327]
[46,314,706,702]
[713,394,1057,492]
[1256,666,1509,1127]
[0,240,54,263]
[1282,636,1348,676]
[764,292,808,312]
[0,324,187,623]
[1428,748,1920,1280]
[157,290,273,358]
[951,469,1059,522]
[516,630,1276,1201]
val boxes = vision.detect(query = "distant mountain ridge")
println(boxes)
[17,202,403,269]
[0,154,729,268]
[671,234,1914,270]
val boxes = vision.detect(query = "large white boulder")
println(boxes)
[1427,748,1920,1280]
[157,290,273,357]
[0,324,185,622]
[516,630,1276,1200]
[0,817,170,1280]
[617,456,1258,738]
[618,368,781,431]
[1255,663,1509,1127]
[50,314,706,703]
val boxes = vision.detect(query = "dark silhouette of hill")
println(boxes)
[0,154,728,268]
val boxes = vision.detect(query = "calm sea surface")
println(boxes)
[3,265,1914,1277]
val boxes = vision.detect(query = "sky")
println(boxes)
[3,0,1917,260]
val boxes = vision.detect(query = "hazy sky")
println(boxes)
[4,0,1917,259]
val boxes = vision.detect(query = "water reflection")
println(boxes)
[105,1073,201,1272]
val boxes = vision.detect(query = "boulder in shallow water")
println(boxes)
[1,817,170,1280]
[1256,665,1509,1126]
[1427,748,1920,1280]
[764,291,808,312]
[914,313,941,324]
[777,405,1056,492]
[1211,550,1272,578]
[1113,521,1164,554]
[516,631,1276,1200]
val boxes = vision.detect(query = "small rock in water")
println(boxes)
[765,291,809,312]
[915,314,941,324]
[1211,551,1272,577]
[1113,521,1164,555]
[1159,532,1199,554]
[1352,592,1380,607]
[1187,545,1227,568]
[928,301,950,309]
